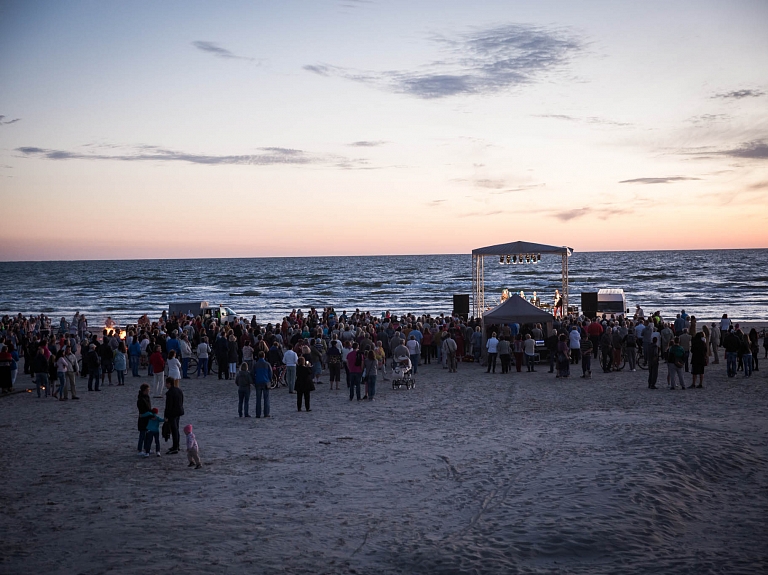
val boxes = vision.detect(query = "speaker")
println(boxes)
[453,294,470,318]
[581,292,598,318]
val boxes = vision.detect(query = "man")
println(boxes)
[531,323,543,341]
[569,326,581,365]
[252,351,273,417]
[545,329,558,373]
[470,327,482,363]
[673,314,685,336]
[164,377,184,454]
[33,346,50,398]
[406,335,421,375]
[647,336,660,389]
[149,346,165,397]
[678,329,692,372]
[86,344,101,392]
[179,335,192,379]
[587,319,603,359]
[214,332,229,380]
[443,332,457,373]
[283,345,298,394]
[723,329,741,378]
[63,345,79,399]
[486,332,499,373]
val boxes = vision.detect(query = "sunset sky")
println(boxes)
[1,0,766,260]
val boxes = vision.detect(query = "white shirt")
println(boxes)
[569,329,581,350]
[486,337,499,353]
[167,358,181,379]
[196,342,210,358]
[523,338,536,355]
[283,349,298,367]
[406,339,420,355]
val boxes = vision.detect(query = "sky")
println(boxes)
[0,0,767,261]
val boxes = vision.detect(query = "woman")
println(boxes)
[310,339,324,385]
[374,341,386,381]
[556,334,570,378]
[136,384,152,455]
[167,349,181,387]
[513,334,524,373]
[689,332,707,388]
[227,334,239,379]
[113,342,127,386]
[196,336,210,377]
[748,328,760,371]
[295,356,314,412]
[235,362,252,417]
[363,350,378,401]
[48,353,58,398]
[421,329,433,364]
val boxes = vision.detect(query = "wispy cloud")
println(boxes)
[489,183,545,195]
[347,140,388,147]
[15,144,366,168]
[474,178,507,189]
[304,23,584,99]
[534,114,631,127]
[192,41,257,62]
[0,115,21,125]
[712,89,765,100]
[619,176,701,184]
[687,113,731,124]
[427,199,447,207]
[551,206,632,221]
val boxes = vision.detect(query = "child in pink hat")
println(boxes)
[184,424,202,469]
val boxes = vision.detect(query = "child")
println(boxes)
[184,424,202,469]
[141,407,164,457]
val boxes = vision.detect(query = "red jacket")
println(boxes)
[149,352,165,373]
[586,322,604,337]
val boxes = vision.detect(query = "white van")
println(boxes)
[597,289,627,317]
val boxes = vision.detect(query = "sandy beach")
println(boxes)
[1,356,766,574]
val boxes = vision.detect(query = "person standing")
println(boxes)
[523,334,537,372]
[406,335,421,375]
[180,335,192,380]
[556,334,570,378]
[149,346,165,397]
[723,329,740,377]
[283,345,299,393]
[136,384,151,455]
[184,425,202,469]
[85,344,101,392]
[647,336,660,389]
[443,332,458,373]
[741,333,753,378]
[486,332,499,374]
[546,330,558,373]
[568,327,581,365]
[164,377,184,454]
[709,323,721,364]
[580,336,593,378]
[252,351,272,418]
[295,356,314,411]
[678,329,692,373]
[167,350,181,387]
[325,340,340,390]
[113,342,127,386]
[235,363,252,417]
[689,332,707,389]
[196,337,210,378]
[347,342,364,401]
[363,350,378,400]
[667,337,686,390]
[497,337,511,374]
[129,337,142,377]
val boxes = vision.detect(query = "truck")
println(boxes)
[596,289,628,317]
[168,301,239,324]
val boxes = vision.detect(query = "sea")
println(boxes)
[1,249,766,326]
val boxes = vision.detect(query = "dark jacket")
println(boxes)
[86,349,101,370]
[32,353,49,374]
[137,394,152,431]
[294,364,314,393]
[214,336,228,357]
[227,340,239,363]
[723,332,741,353]
[164,386,184,418]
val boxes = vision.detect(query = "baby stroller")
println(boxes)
[391,355,415,390]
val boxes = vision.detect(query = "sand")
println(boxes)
[1,355,766,574]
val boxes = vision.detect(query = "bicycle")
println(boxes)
[635,344,648,370]
[269,364,286,389]
[601,348,626,372]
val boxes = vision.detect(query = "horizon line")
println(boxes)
[1,246,767,264]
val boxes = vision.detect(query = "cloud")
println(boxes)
[0,115,21,125]
[619,176,702,184]
[489,183,545,195]
[553,207,591,221]
[303,64,331,76]
[15,144,366,168]
[687,113,731,124]
[192,41,256,62]
[427,199,447,207]
[347,140,387,147]
[304,23,583,98]
[712,89,765,100]
[716,140,768,160]
[474,178,506,189]
[534,114,631,127]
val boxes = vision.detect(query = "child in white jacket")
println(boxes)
[184,424,202,469]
